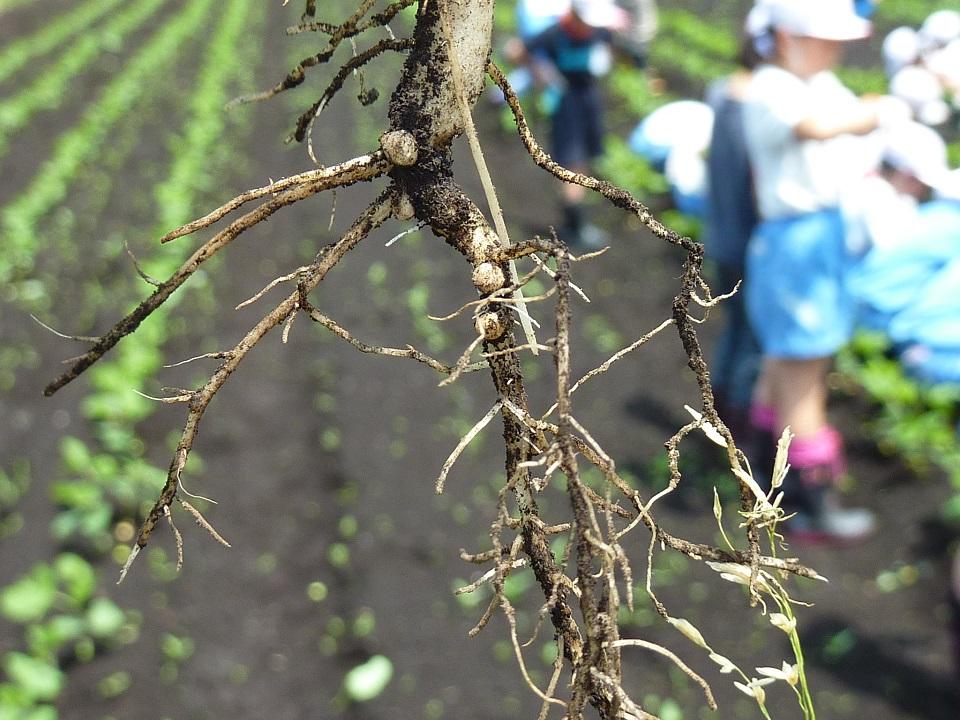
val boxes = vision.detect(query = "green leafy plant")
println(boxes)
[0,553,135,717]
[0,461,30,540]
[837,334,960,519]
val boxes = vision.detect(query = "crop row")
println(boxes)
[0,0,265,716]
[63,0,264,572]
[0,0,208,287]
[79,0,262,470]
[0,0,128,86]
[27,86,172,319]
[47,0,267,558]
[0,0,169,158]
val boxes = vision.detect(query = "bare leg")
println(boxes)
[562,175,587,204]
[752,358,774,409]
[559,167,597,246]
[764,356,832,438]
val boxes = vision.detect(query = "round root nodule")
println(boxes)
[470,224,501,264]
[380,130,418,166]
[472,262,505,294]
[476,311,505,340]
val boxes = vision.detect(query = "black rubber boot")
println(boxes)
[561,202,584,244]
[782,466,875,545]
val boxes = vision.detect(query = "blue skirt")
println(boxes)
[746,209,856,359]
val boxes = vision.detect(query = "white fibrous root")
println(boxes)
[472,262,505,294]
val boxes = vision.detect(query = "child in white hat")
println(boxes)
[872,126,960,377]
[845,122,949,254]
[844,122,954,329]
[741,0,900,542]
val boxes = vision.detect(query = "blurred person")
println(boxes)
[700,7,766,439]
[628,100,714,218]
[881,14,959,124]
[615,0,659,67]
[503,0,656,98]
[500,0,570,99]
[844,121,951,253]
[741,0,907,542]
[843,121,953,332]
[627,99,713,172]
[924,37,960,101]
[512,0,656,53]
[842,123,960,677]
[518,0,647,247]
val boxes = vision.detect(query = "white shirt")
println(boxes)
[841,175,920,254]
[744,65,874,220]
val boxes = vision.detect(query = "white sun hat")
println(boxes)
[883,121,951,190]
[919,10,960,50]
[767,0,872,41]
[570,0,628,30]
[746,1,777,57]
[746,1,775,38]
[890,65,950,126]
[882,26,920,76]
[926,38,960,89]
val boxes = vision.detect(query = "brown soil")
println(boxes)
[1,3,957,720]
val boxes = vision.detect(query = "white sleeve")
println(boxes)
[743,67,808,149]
